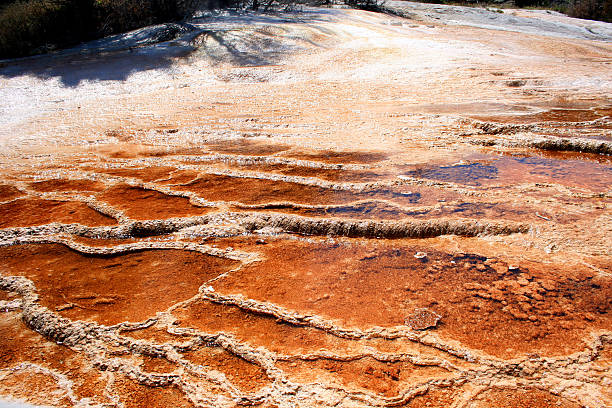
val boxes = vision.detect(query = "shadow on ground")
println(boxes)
[0,9,333,87]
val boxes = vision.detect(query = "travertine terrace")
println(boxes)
[0,3,611,407]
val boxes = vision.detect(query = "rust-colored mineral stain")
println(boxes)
[98,184,210,220]
[174,299,365,355]
[252,163,386,182]
[468,387,581,408]
[198,160,387,183]
[180,174,354,205]
[212,238,611,358]
[0,313,74,370]
[522,149,612,164]
[277,357,449,397]
[474,108,608,124]
[242,200,532,222]
[0,244,239,325]
[403,387,460,407]
[285,149,388,164]
[0,370,71,407]
[0,198,116,228]
[181,346,271,393]
[94,144,200,159]
[29,178,107,192]
[98,166,176,182]
[208,139,290,155]
[158,169,200,185]
[111,376,194,408]
[0,184,24,201]
[0,313,108,402]
[140,355,178,374]
[179,174,448,206]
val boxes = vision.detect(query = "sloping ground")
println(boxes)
[0,4,611,408]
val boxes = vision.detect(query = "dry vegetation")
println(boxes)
[0,0,184,58]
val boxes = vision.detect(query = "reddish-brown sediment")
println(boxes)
[178,174,454,206]
[140,355,179,374]
[402,387,461,408]
[181,347,271,393]
[238,200,534,222]
[284,150,388,164]
[182,160,388,183]
[467,387,582,408]
[98,184,211,220]
[0,198,117,227]
[0,313,109,405]
[277,357,449,397]
[109,376,195,408]
[472,107,612,124]
[0,370,73,407]
[0,184,25,201]
[174,299,374,355]
[264,165,386,183]
[207,139,290,156]
[29,179,107,192]
[158,170,201,185]
[96,166,177,182]
[212,238,611,358]
[93,144,201,160]
[172,298,473,371]
[0,244,239,325]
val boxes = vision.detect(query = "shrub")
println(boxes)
[94,0,180,37]
[0,0,96,58]
[0,0,187,59]
[567,0,612,22]
[345,0,386,11]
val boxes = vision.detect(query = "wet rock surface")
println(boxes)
[0,4,611,408]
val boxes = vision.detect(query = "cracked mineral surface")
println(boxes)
[0,2,611,407]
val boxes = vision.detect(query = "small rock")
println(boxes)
[255,239,267,245]
[508,265,520,272]
[517,277,530,286]
[361,250,378,261]
[56,303,75,311]
[540,279,556,291]
[405,308,442,330]
[414,252,428,260]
